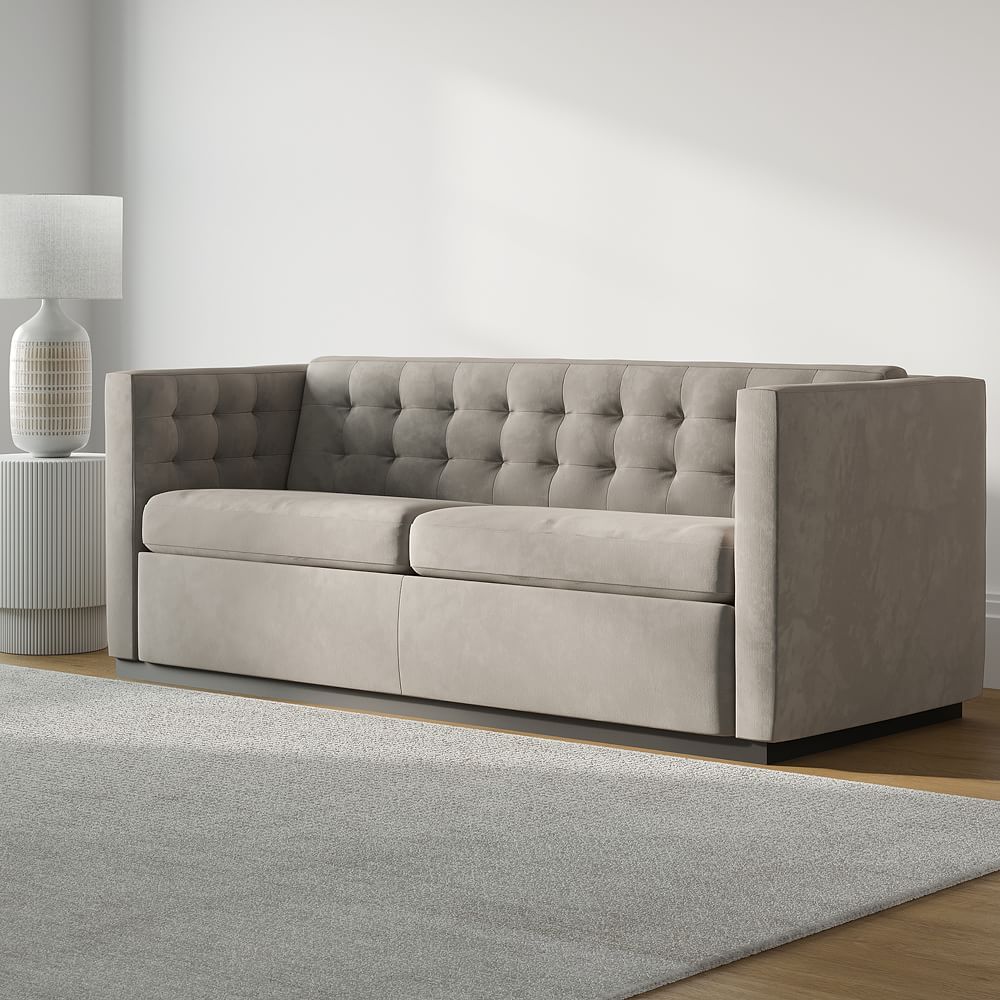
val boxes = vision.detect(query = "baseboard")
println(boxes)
[986,593,1000,688]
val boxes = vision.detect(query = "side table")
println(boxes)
[0,453,106,654]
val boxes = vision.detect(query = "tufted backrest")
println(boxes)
[128,367,307,499]
[286,358,906,517]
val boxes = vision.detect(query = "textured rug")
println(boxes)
[2,666,1000,1000]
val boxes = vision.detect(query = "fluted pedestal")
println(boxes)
[0,453,105,653]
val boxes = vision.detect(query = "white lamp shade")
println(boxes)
[0,195,122,300]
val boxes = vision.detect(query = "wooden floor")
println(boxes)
[7,648,1000,999]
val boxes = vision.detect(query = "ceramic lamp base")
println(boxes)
[9,298,92,457]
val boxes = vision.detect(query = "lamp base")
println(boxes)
[9,298,92,458]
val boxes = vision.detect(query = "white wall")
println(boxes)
[39,1,1000,679]
[0,0,99,451]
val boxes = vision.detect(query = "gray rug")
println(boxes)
[2,665,1000,1000]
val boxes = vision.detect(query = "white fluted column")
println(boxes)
[0,453,105,653]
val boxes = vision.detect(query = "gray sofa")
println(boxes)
[106,357,986,762]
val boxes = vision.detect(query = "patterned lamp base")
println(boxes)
[9,299,92,457]
[0,453,105,654]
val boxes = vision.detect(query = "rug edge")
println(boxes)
[612,859,1000,1000]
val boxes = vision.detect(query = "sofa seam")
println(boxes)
[546,363,573,507]
[383,362,408,495]
[343,359,361,413]
[415,522,733,546]
[283,368,309,488]
[128,375,140,659]
[494,362,515,503]
[663,365,691,512]
[144,543,408,571]
[295,403,733,419]
[278,454,733,475]
[409,566,732,601]
[732,370,752,518]
[747,377,965,396]
[433,414,456,499]
[131,367,306,377]
[394,577,404,694]
[134,407,302,419]
[305,358,900,376]
[133,454,298,466]
[604,365,628,508]
[146,505,457,526]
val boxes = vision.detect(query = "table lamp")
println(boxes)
[0,195,123,457]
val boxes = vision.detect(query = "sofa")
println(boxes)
[106,357,986,762]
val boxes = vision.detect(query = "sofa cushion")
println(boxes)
[409,506,735,602]
[143,489,471,572]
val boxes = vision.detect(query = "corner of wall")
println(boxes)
[88,0,128,452]
[985,594,1000,689]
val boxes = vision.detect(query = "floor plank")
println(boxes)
[6,650,1000,998]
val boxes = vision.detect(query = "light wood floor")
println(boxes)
[8,649,1000,999]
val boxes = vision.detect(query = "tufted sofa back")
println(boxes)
[286,358,906,517]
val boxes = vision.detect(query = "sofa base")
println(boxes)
[114,658,962,764]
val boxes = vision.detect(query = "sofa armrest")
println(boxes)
[105,365,307,659]
[735,376,986,743]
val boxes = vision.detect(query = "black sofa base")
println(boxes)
[115,659,962,764]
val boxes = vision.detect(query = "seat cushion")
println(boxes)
[409,506,735,602]
[142,489,472,572]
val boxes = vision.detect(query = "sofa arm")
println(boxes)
[105,365,307,660]
[735,376,986,743]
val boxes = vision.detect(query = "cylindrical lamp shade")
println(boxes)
[0,195,122,299]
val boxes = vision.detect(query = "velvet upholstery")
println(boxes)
[287,358,903,515]
[410,506,735,602]
[109,358,903,664]
[106,366,306,660]
[143,489,472,572]
[397,575,736,734]
[735,376,986,742]
[107,356,986,748]
[139,554,402,693]
[136,554,736,734]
